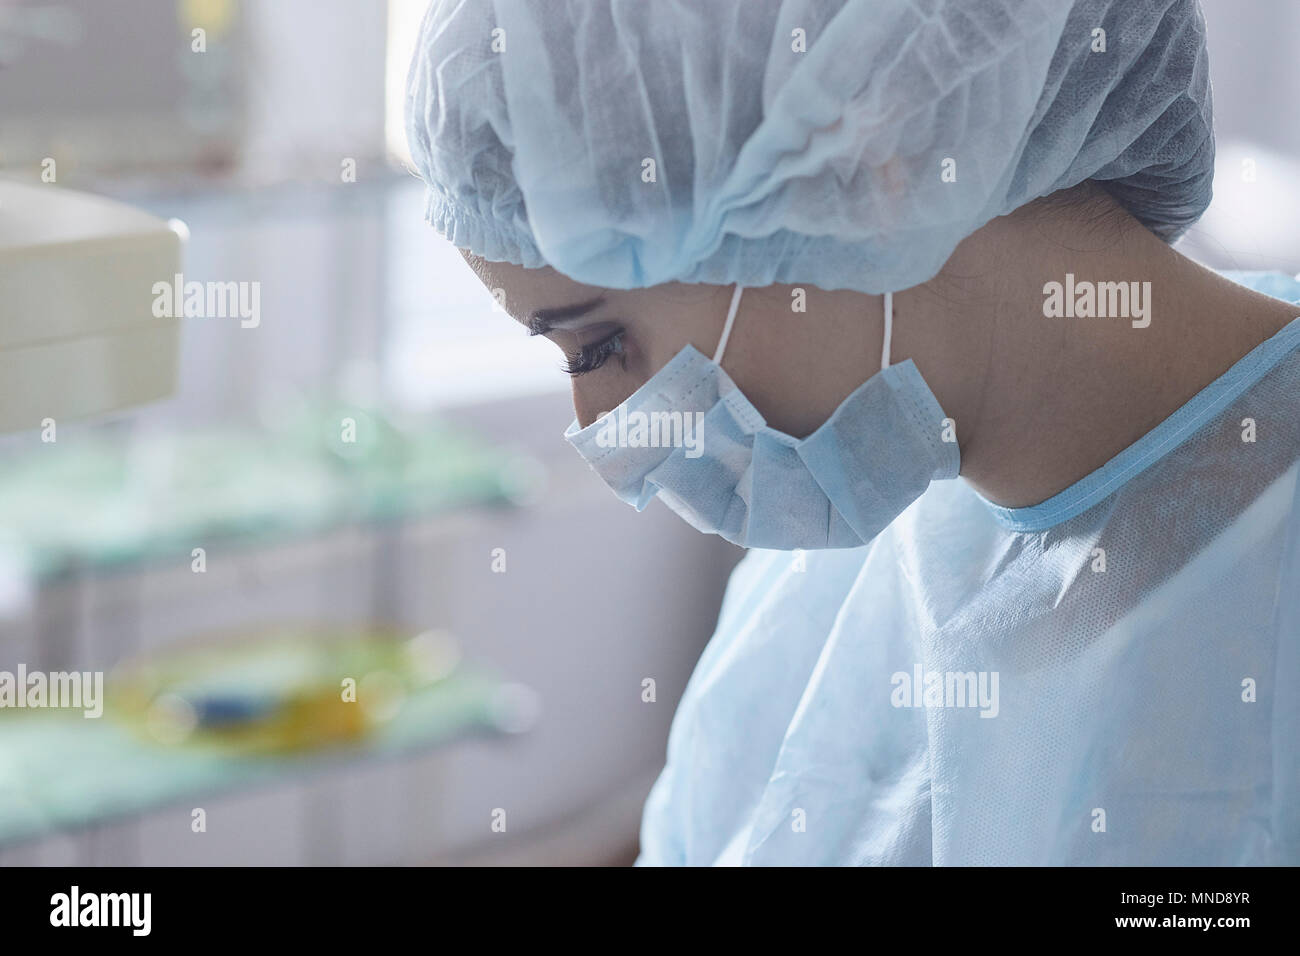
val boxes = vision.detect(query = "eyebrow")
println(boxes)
[526,295,607,335]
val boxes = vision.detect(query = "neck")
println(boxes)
[891,199,1300,509]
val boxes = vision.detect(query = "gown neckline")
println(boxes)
[975,312,1300,533]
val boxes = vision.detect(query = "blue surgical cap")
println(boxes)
[405,0,1214,293]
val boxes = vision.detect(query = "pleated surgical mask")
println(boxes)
[564,286,961,550]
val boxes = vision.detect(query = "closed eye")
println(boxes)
[562,330,626,376]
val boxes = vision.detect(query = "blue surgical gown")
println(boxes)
[638,270,1300,866]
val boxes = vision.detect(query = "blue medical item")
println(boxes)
[636,273,1300,865]
[565,288,959,549]
[404,0,1299,867]
[405,0,1213,293]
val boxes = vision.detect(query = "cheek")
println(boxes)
[572,377,634,428]
[569,332,660,427]
[567,319,712,428]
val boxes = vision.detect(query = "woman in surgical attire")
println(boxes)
[406,0,1300,865]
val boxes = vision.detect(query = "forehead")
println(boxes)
[461,252,606,324]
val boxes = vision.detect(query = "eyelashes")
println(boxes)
[561,330,626,376]
[526,319,628,376]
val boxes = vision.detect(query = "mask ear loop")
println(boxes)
[712,284,745,365]
[716,285,888,370]
[880,291,894,371]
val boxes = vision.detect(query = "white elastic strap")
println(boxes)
[712,284,745,365]
[880,291,894,371]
